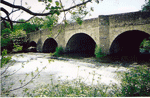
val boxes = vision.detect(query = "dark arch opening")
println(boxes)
[110,30,150,57]
[29,41,37,47]
[27,41,37,52]
[66,33,96,57]
[42,38,58,53]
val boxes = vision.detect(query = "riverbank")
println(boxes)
[1,53,125,96]
[1,52,149,97]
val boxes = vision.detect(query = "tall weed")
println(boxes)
[94,45,105,58]
[53,47,64,57]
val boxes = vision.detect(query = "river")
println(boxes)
[1,52,130,96]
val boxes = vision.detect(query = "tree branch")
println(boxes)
[1,16,30,23]
[1,61,16,76]
[1,7,13,29]
[8,66,47,92]
[1,0,92,16]
[3,9,20,21]
[1,6,46,24]
[11,0,16,19]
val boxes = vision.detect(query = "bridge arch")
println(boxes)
[66,33,96,56]
[110,30,150,56]
[29,41,37,47]
[42,38,58,53]
[27,41,37,52]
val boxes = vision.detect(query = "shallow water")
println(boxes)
[1,53,128,96]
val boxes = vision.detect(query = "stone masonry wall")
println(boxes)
[109,11,150,52]
[65,18,99,47]
[28,11,150,53]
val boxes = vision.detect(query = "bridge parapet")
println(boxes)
[109,11,150,28]
[65,18,99,31]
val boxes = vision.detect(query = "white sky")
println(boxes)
[1,0,146,22]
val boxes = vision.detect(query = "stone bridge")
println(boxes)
[27,11,150,56]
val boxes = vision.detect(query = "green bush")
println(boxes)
[23,23,38,33]
[13,44,23,52]
[1,49,12,68]
[120,65,150,96]
[2,28,12,38]
[94,45,105,58]
[1,38,12,47]
[140,39,150,51]
[53,47,64,57]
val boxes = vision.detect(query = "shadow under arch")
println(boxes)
[29,41,37,47]
[110,30,150,56]
[65,33,96,57]
[42,38,58,53]
[26,41,37,52]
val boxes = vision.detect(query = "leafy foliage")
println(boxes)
[1,18,39,51]
[1,38,12,47]
[53,46,64,57]
[1,49,12,68]
[1,28,13,49]
[94,45,105,58]
[23,23,38,33]
[13,44,23,52]
[42,15,58,30]
[140,38,150,51]
[76,17,83,25]
[1,21,11,30]
[10,30,26,39]
[12,19,25,32]
[30,17,44,29]
[13,22,38,34]
[2,28,12,38]
[70,8,89,25]
[120,65,150,96]
[142,0,150,11]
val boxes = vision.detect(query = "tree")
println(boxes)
[42,15,58,30]
[29,17,44,29]
[142,0,150,11]
[1,23,14,52]
[1,21,11,30]
[1,0,101,30]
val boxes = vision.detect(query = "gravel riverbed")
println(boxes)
[1,52,141,96]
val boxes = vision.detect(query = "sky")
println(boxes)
[1,0,146,22]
